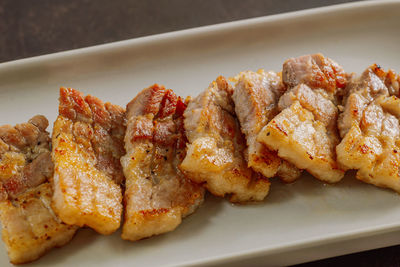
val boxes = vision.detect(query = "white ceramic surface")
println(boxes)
[0,1,400,266]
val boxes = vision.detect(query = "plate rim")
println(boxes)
[1,0,400,266]
[0,0,394,69]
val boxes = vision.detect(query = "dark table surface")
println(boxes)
[2,0,399,266]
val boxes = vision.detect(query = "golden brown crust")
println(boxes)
[259,54,346,183]
[121,84,204,241]
[181,76,270,202]
[52,88,124,235]
[0,116,78,264]
[59,88,126,184]
[0,183,78,265]
[0,115,53,201]
[258,100,344,183]
[232,70,301,182]
[337,65,400,192]
[282,53,347,96]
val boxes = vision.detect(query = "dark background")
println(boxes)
[2,0,399,266]
[0,0,364,63]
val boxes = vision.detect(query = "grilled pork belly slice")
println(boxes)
[337,64,400,192]
[232,69,301,183]
[181,76,270,202]
[338,64,400,137]
[52,88,124,235]
[121,85,204,241]
[0,116,77,264]
[258,54,346,183]
[0,183,77,265]
[0,115,52,201]
[282,53,347,103]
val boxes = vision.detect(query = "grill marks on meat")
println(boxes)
[2,53,400,264]
[181,76,270,202]
[258,96,343,182]
[337,65,400,192]
[0,116,77,264]
[258,54,345,183]
[232,70,301,183]
[121,85,204,241]
[52,88,124,235]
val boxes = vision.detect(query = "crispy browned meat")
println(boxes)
[232,69,301,183]
[0,115,52,201]
[52,88,124,235]
[121,85,204,241]
[338,64,400,137]
[258,54,346,183]
[0,183,78,265]
[181,76,270,202]
[282,53,347,102]
[337,64,400,192]
[0,116,77,264]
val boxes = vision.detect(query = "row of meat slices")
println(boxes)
[1,53,400,264]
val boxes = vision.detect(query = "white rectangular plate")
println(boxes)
[1,1,400,266]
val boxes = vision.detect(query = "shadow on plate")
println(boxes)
[20,192,224,266]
